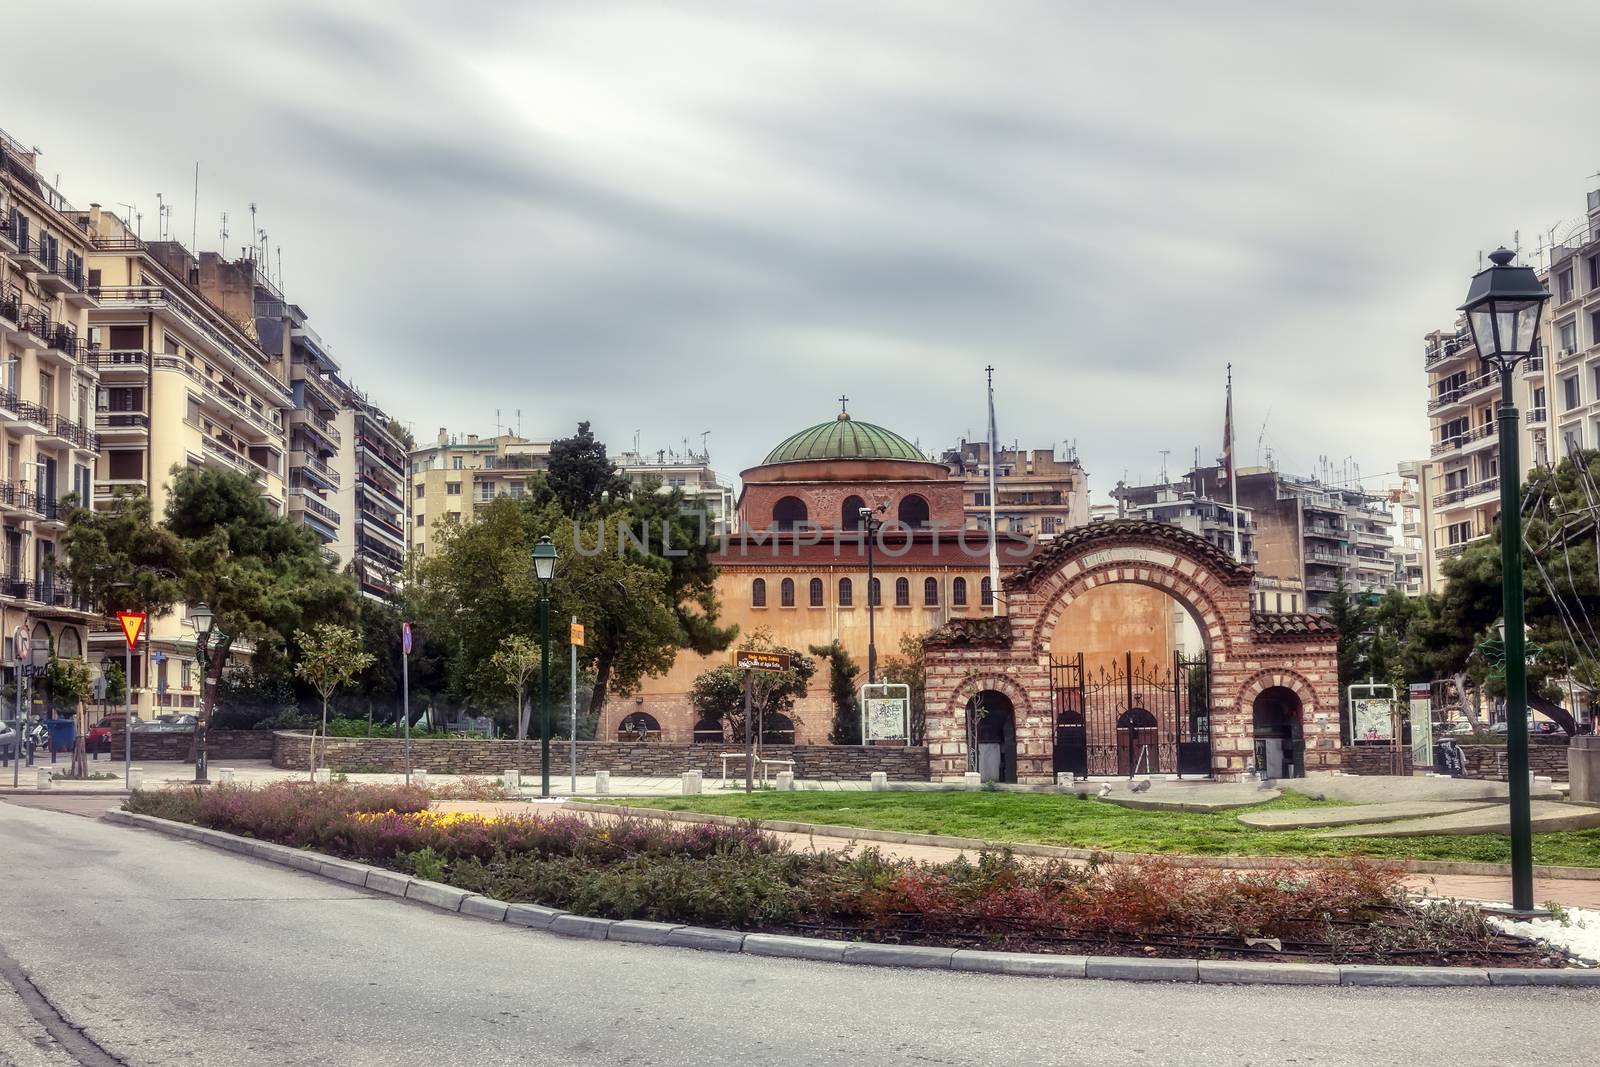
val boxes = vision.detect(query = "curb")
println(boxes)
[98,809,1600,988]
[563,802,1600,882]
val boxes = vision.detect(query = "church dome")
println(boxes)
[762,413,925,465]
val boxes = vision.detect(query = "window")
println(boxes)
[416,514,424,527]
[838,577,853,607]
[1560,269,1575,303]
[924,577,939,606]
[1564,375,1581,411]
[1563,425,1584,458]
[1560,321,1578,352]
[952,576,968,606]
[451,456,464,470]
[414,484,424,497]
[1589,253,1600,291]
[780,577,795,607]
[841,495,866,530]
[446,481,462,495]
[1591,310,1600,349]
[981,576,993,606]
[772,496,808,530]
[809,577,824,607]
[897,494,930,529]
[751,578,767,607]
[868,577,881,606]
[894,577,910,606]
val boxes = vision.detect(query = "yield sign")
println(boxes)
[117,611,147,651]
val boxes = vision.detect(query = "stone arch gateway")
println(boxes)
[922,520,1341,783]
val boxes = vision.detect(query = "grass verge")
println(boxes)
[623,791,1600,868]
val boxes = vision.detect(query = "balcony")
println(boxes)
[95,411,150,435]
[1437,534,1489,560]
[357,475,405,513]
[17,304,50,347]
[290,449,341,490]
[290,408,342,450]
[1424,334,1474,369]
[10,234,47,273]
[1304,522,1345,541]
[91,286,290,404]
[1428,371,1498,412]
[1527,407,1548,426]
[357,531,407,571]
[92,349,151,376]
[51,415,97,453]
[12,400,48,429]
[0,286,20,334]
[0,577,34,602]
[1431,422,1496,456]
[1523,355,1545,375]
[35,496,67,527]
[359,507,406,542]
[0,213,16,254]
[0,481,41,517]
[36,253,87,299]
[357,435,406,475]
[1304,575,1340,593]
[199,435,267,484]
[1434,476,1499,508]
[288,487,341,526]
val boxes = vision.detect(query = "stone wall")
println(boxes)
[1342,743,1414,777]
[104,729,277,762]
[1459,740,1570,782]
[271,732,930,781]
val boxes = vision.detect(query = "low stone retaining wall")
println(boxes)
[1460,741,1569,783]
[271,732,931,781]
[104,729,277,762]
[1342,745,1414,777]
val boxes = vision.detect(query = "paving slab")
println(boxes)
[1289,776,1559,805]
[1238,800,1496,830]
[1096,780,1279,812]
[1322,800,1600,838]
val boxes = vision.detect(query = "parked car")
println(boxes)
[86,712,138,754]
[132,714,198,733]
[1530,720,1560,735]
[0,722,15,759]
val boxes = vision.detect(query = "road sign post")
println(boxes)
[402,622,413,786]
[11,625,25,788]
[117,612,147,791]
[570,619,582,793]
[732,650,792,794]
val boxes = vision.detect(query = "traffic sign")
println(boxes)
[117,611,147,651]
[734,649,791,672]
[570,623,585,647]
[402,622,413,656]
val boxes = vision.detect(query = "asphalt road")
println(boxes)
[1,800,1596,1067]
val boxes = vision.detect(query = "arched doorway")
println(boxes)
[692,716,724,743]
[967,690,1016,783]
[618,711,661,742]
[1116,708,1160,775]
[1252,686,1305,779]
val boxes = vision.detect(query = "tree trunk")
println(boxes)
[516,689,529,741]
[586,644,616,720]
[1453,672,1480,730]
[313,694,330,781]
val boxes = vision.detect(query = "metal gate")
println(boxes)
[1051,652,1212,778]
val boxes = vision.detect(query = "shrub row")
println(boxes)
[125,784,1557,966]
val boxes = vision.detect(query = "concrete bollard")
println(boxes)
[502,770,521,791]
[36,767,51,790]
[217,768,235,784]
[681,770,702,795]
[776,772,795,791]
[869,771,887,792]
[414,770,429,788]
[1572,736,1600,804]
[593,770,610,795]
[963,771,982,790]
[313,768,332,785]
[128,767,144,790]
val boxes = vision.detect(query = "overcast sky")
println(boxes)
[9,1,1599,498]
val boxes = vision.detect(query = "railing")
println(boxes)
[1434,477,1499,507]
[359,508,406,539]
[1428,371,1498,411]
[357,435,406,473]
[357,532,407,569]
[290,450,341,486]
[91,349,150,372]
[36,497,65,523]
[289,488,341,525]
[358,475,405,512]
[1304,575,1340,592]
[0,482,40,513]
[89,285,290,403]
[1431,422,1495,455]
[95,412,150,430]
[1424,334,1474,368]
[0,285,19,323]
[1306,548,1347,565]
[1527,407,1548,425]
[1304,522,1345,539]
[17,304,50,342]
[1524,356,1545,373]
[201,435,267,484]
[0,577,32,601]
[14,401,48,426]
[51,415,97,451]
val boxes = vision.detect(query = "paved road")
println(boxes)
[1,801,1596,1067]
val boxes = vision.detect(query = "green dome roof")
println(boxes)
[762,414,926,465]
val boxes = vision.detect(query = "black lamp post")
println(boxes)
[1458,246,1550,915]
[187,601,215,785]
[859,506,882,684]
[532,535,559,798]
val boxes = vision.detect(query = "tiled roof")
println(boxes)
[1252,612,1336,638]
[762,414,927,464]
[1006,519,1252,590]
[924,615,1013,649]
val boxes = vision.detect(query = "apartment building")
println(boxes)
[1391,461,1428,596]
[0,126,99,681]
[79,208,292,713]
[940,440,1088,537]
[409,431,551,555]
[614,448,736,533]
[334,392,407,599]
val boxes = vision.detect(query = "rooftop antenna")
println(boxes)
[1158,449,1171,483]
[1256,410,1270,465]
[116,202,140,239]
[495,409,501,437]
[191,162,199,251]
[218,210,229,248]
[277,246,283,292]
[155,193,165,239]
[248,203,257,260]
[516,409,522,436]
[700,430,710,460]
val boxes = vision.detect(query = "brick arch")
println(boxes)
[1237,668,1319,718]
[945,672,1035,720]
[1028,563,1236,659]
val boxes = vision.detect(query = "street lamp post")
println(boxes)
[859,507,881,684]
[187,601,215,785]
[1459,246,1551,915]
[532,535,559,799]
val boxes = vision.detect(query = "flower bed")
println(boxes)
[125,783,1566,967]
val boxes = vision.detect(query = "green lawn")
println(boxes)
[626,791,1600,868]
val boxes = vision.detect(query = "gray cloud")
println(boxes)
[10,0,1600,494]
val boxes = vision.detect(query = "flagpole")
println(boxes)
[985,366,1001,615]
[1227,363,1241,563]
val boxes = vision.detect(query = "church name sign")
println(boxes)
[1076,548,1179,572]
